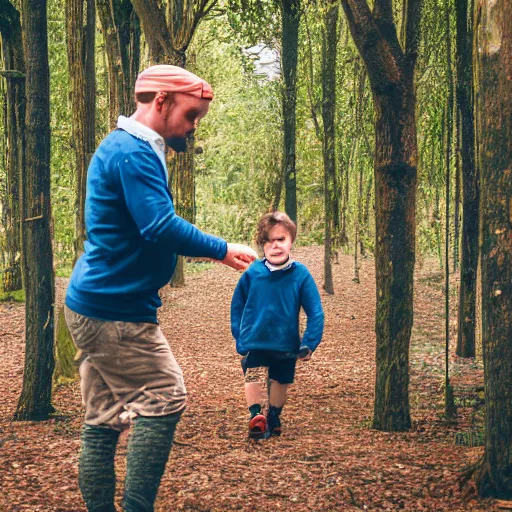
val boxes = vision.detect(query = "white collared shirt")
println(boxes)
[117,115,167,172]
[264,257,294,272]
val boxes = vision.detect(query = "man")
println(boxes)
[65,65,257,512]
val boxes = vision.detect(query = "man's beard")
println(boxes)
[165,136,188,153]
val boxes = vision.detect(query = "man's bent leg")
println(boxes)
[79,424,120,512]
[123,412,181,512]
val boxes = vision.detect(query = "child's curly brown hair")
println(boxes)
[255,211,297,248]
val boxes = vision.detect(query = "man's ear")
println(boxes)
[154,92,168,111]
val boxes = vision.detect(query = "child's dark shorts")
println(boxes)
[241,350,297,384]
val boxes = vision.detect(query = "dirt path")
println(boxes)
[0,247,494,511]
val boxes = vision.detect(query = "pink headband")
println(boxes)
[134,65,213,100]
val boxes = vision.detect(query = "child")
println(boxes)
[231,211,324,439]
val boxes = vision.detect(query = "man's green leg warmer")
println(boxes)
[79,424,120,512]
[123,413,181,512]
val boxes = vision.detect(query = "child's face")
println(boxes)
[263,224,293,265]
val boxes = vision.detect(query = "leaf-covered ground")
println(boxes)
[0,246,501,511]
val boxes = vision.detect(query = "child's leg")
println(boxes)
[244,367,268,438]
[269,381,289,408]
[242,352,273,438]
[267,381,288,436]
[245,381,266,412]
[267,355,296,436]
[242,353,269,415]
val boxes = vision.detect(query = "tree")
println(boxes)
[443,0,455,417]
[473,0,512,498]
[341,0,423,431]
[66,0,96,261]
[321,0,338,295]
[14,0,55,421]
[96,0,141,130]
[281,0,300,223]
[455,0,478,358]
[0,0,25,292]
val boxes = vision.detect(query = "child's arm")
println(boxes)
[230,272,250,355]
[299,273,325,354]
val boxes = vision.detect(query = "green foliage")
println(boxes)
[48,0,74,269]
[0,0,463,276]
[226,0,280,46]
[185,260,216,274]
[0,288,25,302]
[190,19,283,244]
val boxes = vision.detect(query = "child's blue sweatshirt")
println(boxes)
[231,259,324,355]
[66,128,227,324]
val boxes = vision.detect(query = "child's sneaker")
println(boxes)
[248,414,267,439]
[268,416,281,436]
[267,406,282,436]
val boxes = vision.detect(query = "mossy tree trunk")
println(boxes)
[97,0,141,130]
[321,0,338,295]
[169,137,195,287]
[0,0,25,292]
[14,0,55,421]
[473,0,512,498]
[66,0,96,261]
[341,0,423,431]
[455,0,478,358]
[281,0,300,223]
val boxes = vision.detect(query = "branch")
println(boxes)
[192,0,218,35]
[0,70,25,79]
[405,0,424,65]
[341,0,402,91]
[340,0,373,53]
[131,0,172,61]
[373,0,392,24]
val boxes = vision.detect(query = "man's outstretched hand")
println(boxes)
[222,243,258,271]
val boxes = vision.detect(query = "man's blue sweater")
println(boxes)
[66,129,227,323]
[231,260,324,355]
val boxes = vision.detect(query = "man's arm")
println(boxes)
[118,150,256,269]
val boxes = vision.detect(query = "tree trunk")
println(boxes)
[0,0,25,292]
[456,0,478,358]
[322,1,338,295]
[14,0,55,421]
[169,138,196,287]
[282,0,300,223]
[341,0,423,431]
[372,79,417,431]
[66,0,96,262]
[453,109,461,271]
[473,0,512,498]
[444,0,456,416]
[97,0,140,129]
[339,140,352,248]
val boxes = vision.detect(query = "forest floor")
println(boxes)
[0,246,502,511]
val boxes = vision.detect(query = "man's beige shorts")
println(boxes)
[64,306,186,431]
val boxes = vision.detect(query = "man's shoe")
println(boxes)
[248,414,267,439]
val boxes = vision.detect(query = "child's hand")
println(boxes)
[297,347,312,361]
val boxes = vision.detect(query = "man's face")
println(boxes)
[159,92,210,153]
